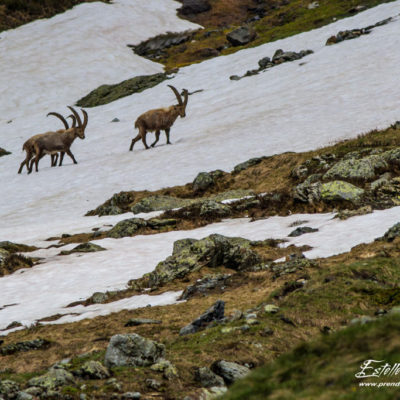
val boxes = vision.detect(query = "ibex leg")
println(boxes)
[129,133,141,151]
[51,154,58,167]
[65,150,77,164]
[151,130,161,147]
[18,153,31,174]
[165,128,171,144]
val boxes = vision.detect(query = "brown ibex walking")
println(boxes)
[29,106,87,173]
[129,85,188,151]
[17,111,77,173]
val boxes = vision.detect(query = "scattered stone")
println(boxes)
[150,359,178,380]
[195,367,225,388]
[280,316,296,326]
[0,338,51,356]
[264,304,279,314]
[179,0,211,15]
[271,257,316,278]
[145,379,161,390]
[27,368,74,391]
[211,360,250,385]
[111,118,120,122]
[350,316,375,325]
[288,226,318,237]
[124,318,162,327]
[180,300,225,335]
[0,380,20,400]
[229,75,241,81]
[121,392,141,400]
[107,218,147,238]
[233,157,264,173]
[90,292,109,304]
[179,274,232,300]
[335,205,372,220]
[226,26,257,46]
[193,172,215,192]
[104,334,165,368]
[293,181,322,204]
[106,378,122,392]
[76,361,110,379]
[199,200,232,218]
[377,223,400,242]
[320,180,364,202]
[60,242,106,255]
[308,1,319,9]
[370,172,392,192]
[260,327,274,336]
[258,56,271,69]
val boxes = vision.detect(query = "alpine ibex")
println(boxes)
[129,85,188,151]
[17,109,79,174]
[29,106,87,173]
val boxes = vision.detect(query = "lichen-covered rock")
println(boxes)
[90,292,109,304]
[370,172,392,192]
[60,242,106,255]
[137,234,260,288]
[104,334,165,368]
[271,257,317,278]
[377,222,400,242]
[76,361,110,379]
[210,360,250,385]
[150,359,179,380]
[195,367,225,388]
[180,300,225,335]
[0,338,51,356]
[293,181,322,203]
[233,157,265,173]
[193,172,215,192]
[147,218,177,229]
[226,26,256,46]
[107,218,147,238]
[0,380,20,399]
[288,226,318,237]
[27,368,74,391]
[16,392,33,400]
[131,195,195,214]
[199,201,231,218]
[324,155,387,181]
[76,73,168,107]
[320,181,364,202]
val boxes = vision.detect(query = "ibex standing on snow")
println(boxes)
[129,85,188,151]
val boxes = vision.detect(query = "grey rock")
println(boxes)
[233,157,264,173]
[229,75,241,81]
[320,181,364,202]
[107,218,147,238]
[199,201,232,218]
[226,26,257,46]
[180,0,211,15]
[0,380,20,400]
[264,304,279,314]
[193,172,215,192]
[288,226,318,237]
[76,361,110,379]
[121,393,141,400]
[27,368,74,391]
[16,393,33,400]
[350,316,375,325]
[258,56,271,69]
[293,181,322,203]
[104,334,165,368]
[179,273,232,300]
[195,367,225,388]
[145,379,161,390]
[0,338,51,356]
[131,195,195,214]
[111,118,120,122]
[377,222,400,242]
[211,360,250,384]
[180,300,225,335]
[370,172,392,192]
[150,359,178,379]
[90,292,109,304]
[60,242,106,255]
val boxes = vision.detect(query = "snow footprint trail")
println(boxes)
[1,207,400,334]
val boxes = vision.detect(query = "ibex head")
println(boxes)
[68,106,88,139]
[168,85,188,118]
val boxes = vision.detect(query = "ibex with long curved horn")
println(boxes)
[17,111,76,174]
[129,85,188,151]
[28,106,87,173]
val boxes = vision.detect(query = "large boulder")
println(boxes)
[320,181,364,202]
[27,368,74,391]
[210,360,250,385]
[324,155,387,181]
[104,334,165,368]
[138,234,261,288]
[180,300,225,335]
[226,26,257,46]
